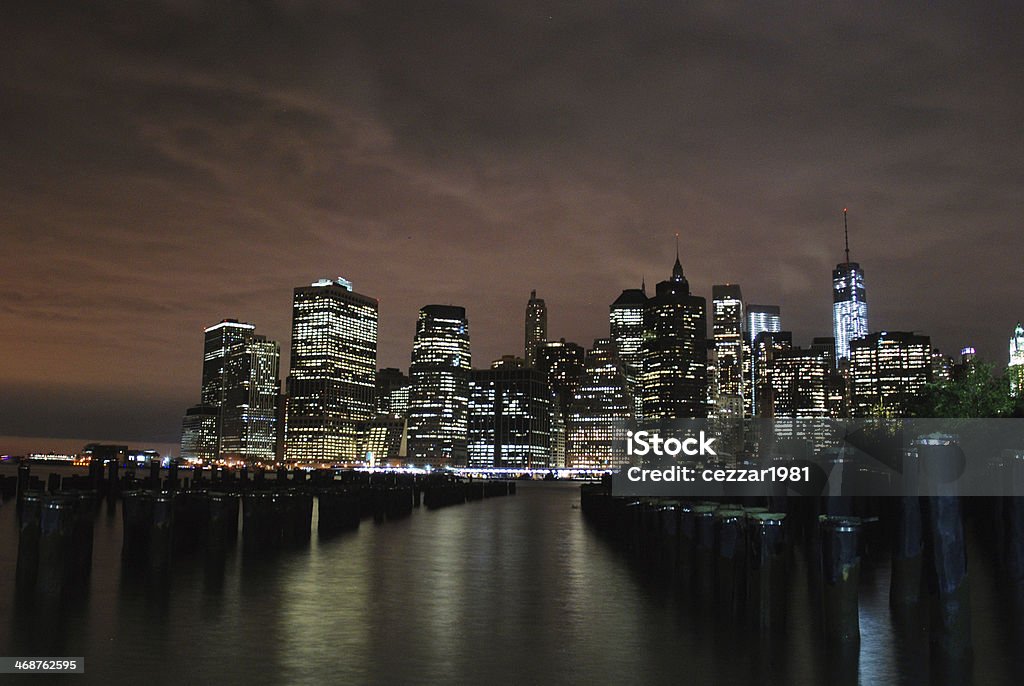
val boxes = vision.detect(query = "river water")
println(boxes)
[1,478,1021,684]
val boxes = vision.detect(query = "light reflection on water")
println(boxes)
[1,478,1022,685]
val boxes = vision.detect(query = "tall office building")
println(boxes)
[407,305,472,467]
[610,284,647,423]
[525,290,547,367]
[745,304,781,417]
[182,320,280,464]
[535,339,584,469]
[219,335,281,464]
[1010,323,1024,398]
[712,284,744,419]
[849,331,931,417]
[201,319,256,407]
[751,331,793,417]
[833,209,868,365]
[468,359,552,469]
[641,252,708,423]
[765,348,829,419]
[285,278,378,464]
[567,338,633,469]
[536,339,586,407]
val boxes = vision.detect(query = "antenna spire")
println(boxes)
[675,231,680,261]
[843,208,850,264]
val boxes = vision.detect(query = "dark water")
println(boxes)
[1,476,1023,685]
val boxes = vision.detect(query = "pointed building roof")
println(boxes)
[672,233,685,281]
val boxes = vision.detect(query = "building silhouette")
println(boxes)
[285,278,378,464]
[525,290,547,367]
[407,305,471,467]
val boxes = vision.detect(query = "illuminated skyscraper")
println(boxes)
[610,284,647,422]
[535,339,585,468]
[525,290,547,367]
[833,209,868,365]
[468,358,552,469]
[712,284,744,420]
[219,334,281,464]
[745,304,781,417]
[765,348,829,419]
[752,331,793,417]
[746,305,782,348]
[407,305,471,467]
[285,278,378,464]
[182,319,280,463]
[536,339,586,406]
[202,319,256,407]
[567,338,633,469]
[1010,323,1024,398]
[849,331,930,417]
[641,251,708,423]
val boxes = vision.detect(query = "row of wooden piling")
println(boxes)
[9,462,518,597]
[580,482,986,661]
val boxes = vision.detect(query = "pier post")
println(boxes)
[16,492,43,586]
[37,496,74,597]
[714,508,747,616]
[747,512,787,630]
[919,441,972,660]
[149,492,174,570]
[819,515,862,644]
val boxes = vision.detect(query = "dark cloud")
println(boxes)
[1,1,1023,448]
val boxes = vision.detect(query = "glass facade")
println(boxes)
[832,262,868,365]
[285,278,378,464]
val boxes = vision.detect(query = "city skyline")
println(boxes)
[3,3,1023,449]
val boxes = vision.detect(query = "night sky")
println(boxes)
[2,2,1023,452]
